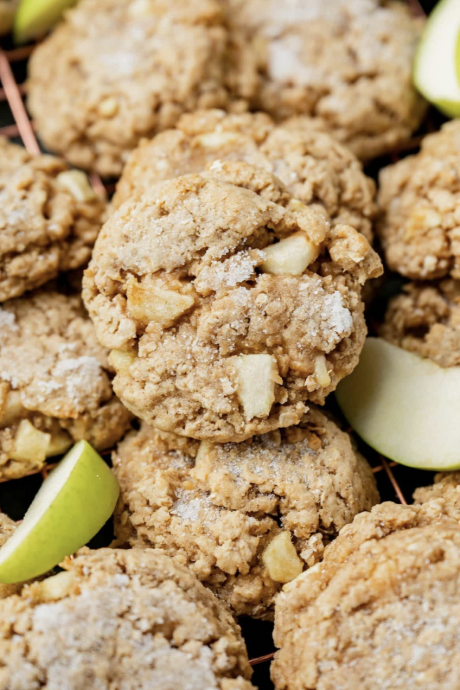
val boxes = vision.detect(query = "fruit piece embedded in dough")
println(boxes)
[108,350,136,375]
[0,391,25,429]
[56,170,96,202]
[232,354,279,420]
[126,279,195,328]
[10,420,50,464]
[262,531,303,583]
[261,233,319,276]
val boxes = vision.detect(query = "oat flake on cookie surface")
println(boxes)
[0,138,105,303]
[113,109,376,242]
[27,0,257,178]
[0,289,132,480]
[83,161,382,442]
[113,407,378,618]
[272,500,460,690]
[0,548,255,690]
[219,0,426,160]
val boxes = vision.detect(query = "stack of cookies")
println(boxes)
[3,1,460,689]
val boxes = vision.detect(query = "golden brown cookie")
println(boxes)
[272,500,460,690]
[114,110,376,241]
[83,161,382,441]
[220,0,426,160]
[414,472,460,518]
[378,121,460,280]
[378,280,460,368]
[0,548,255,689]
[113,407,379,618]
[27,0,257,177]
[0,138,105,302]
[0,289,132,480]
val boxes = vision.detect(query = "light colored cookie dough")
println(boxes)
[27,0,257,177]
[0,289,132,480]
[113,407,379,619]
[0,547,255,690]
[114,110,376,241]
[379,280,460,368]
[414,472,460,518]
[84,161,382,441]
[378,121,460,280]
[272,500,460,690]
[0,138,105,303]
[220,0,426,160]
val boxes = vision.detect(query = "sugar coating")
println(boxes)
[0,138,105,303]
[112,407,379,618]
[379,280,460,368]
[0,289,132,480]
[113,110,376,241]
[272,500,460,690]
[0,548,255,690]
[220,0,426,160]
[84,161,382,442]
[378,121,460,280]
[27,0,257,177]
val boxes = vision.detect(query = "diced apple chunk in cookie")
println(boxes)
[0,391,25,429]
[47,430,72,458]
[10,419,50,463]
[261,233,319,275]
[232,354,279,419]
[126,279,195,328]
[109,349,136,374]
[56,170,96,202]
[262,531,303,583]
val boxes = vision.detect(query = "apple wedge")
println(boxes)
[336,337,460,470]
[413,0,460,117]
[14,0,77,44]
[0,440,119,584]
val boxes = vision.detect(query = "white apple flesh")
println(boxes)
[414,0,460,117]
[0,440,119,584]
[336,337,460,471]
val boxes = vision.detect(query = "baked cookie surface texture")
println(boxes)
[0,289,132,480]
[379,279,460,368]
[220,0,426,160]
[378,121,460,280]
[272,500,460,690]
[27,0,256,177]
[0,138,105,302]
[0,548,255,690]
[114,110,376,242]
[113,407,379,618]
[84,161,382,441]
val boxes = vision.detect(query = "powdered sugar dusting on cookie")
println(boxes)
[323,291,353,335]
[52,356,103,404]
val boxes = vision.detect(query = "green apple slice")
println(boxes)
[336,337,460,471]
[414,0,460,117]
[14,0,77,44]
[0,440,119,584]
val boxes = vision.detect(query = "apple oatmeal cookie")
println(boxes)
[379,280,460,368]
[113,109,376,242]
[0,289,132,481]
[0,138,105,303]
[272,500,460,690]
[378,121,460,280]
[112,407,379,619]
[27,0,257,177]
[414,472,460,515]
[0,548,255,690]
[219,0,426,160]
[83,161,382,442]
